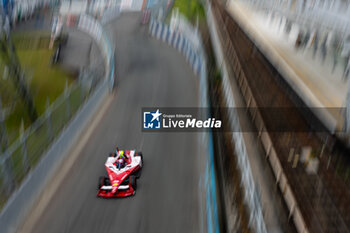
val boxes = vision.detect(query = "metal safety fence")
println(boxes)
[0,13,114,209]
[0,79,98,196]
[209,0,349,232]
[206,1,268,233]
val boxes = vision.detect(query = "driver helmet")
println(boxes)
[120,150,125,159]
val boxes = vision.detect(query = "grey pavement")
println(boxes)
[59,28,104,76]
[12,6,104,78]
[19,12,201,233]
[13,7,54,32]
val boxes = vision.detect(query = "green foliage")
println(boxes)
[171,0,205,23]
[0,33,72,143]
[214,68,222,86]
[17,49,73,113]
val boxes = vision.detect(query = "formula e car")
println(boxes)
[97,149,143,197]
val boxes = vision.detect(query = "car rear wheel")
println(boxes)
[98,176,105,189]
[130,175,137,190]
[133,168,142,179]
[98,176,110,189]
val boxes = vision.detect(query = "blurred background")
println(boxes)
[0,0,349,233]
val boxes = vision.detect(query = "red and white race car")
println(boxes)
[97,149,143,198]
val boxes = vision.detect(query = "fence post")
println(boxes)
[0,95,12,194]
[346,79,350,145]
[64,80,71,119]
[46,98,54,140]
[78,68,85,101]
[109,57,115,92]
[0,151,15,195]
[79,79,85,102]
[19,120,29,172]
[0,97,8,152]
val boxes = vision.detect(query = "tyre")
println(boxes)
[104,177,111,186]
[133,168,142,179]
[98,176,105,189]
[121,178,129,185]
[130,175,137,190]
[98,176,110,189]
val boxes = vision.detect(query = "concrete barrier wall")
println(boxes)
[206,2,268,233]
[206,2,309,233]
[226,0,340,134]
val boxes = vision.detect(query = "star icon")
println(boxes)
[151,109,162,122]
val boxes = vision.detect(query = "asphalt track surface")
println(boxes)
[22,13,201,233]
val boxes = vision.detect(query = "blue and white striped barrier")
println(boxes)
[101,6,121,25]
[149,19,203,77]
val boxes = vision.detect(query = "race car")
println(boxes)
[97,148,143,197]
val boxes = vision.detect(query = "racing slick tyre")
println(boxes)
[130,175,137,190]
[134,168,142,179]
[98,176,105,189]
[98,176,110,189]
